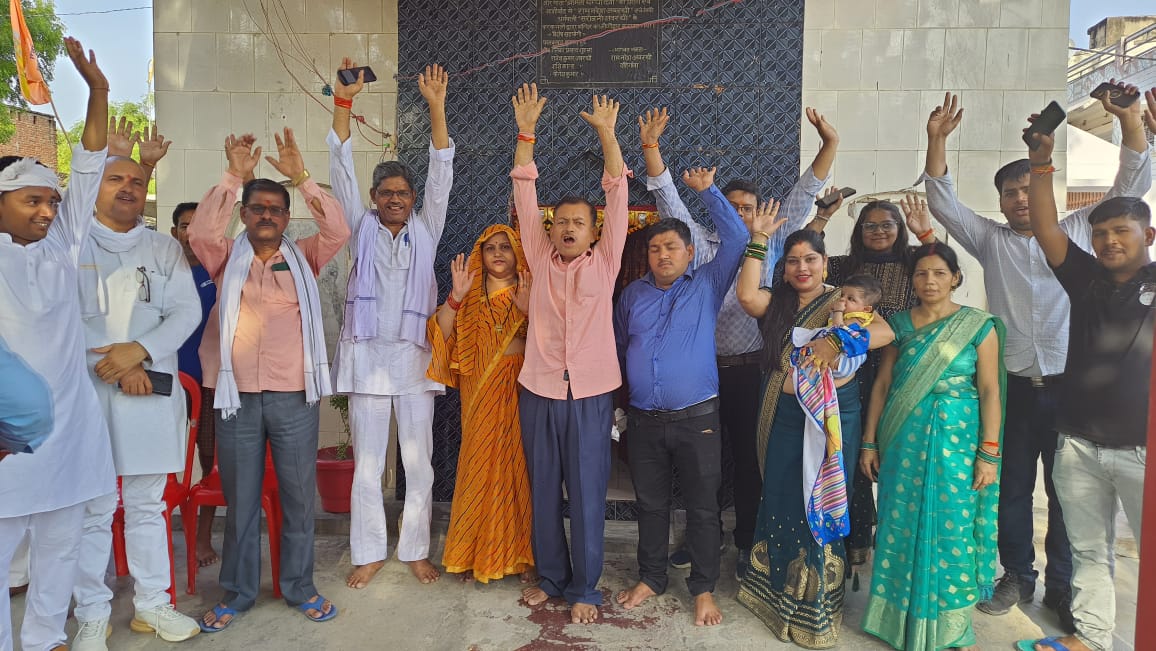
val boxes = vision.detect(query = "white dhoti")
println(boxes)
[0,503,85,651]
[73,474,170,623]
[349,392,435,564]
[7,534,28,589]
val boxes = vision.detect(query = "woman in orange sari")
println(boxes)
[427,224,535,583]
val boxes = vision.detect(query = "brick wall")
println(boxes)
[0,107,58,170]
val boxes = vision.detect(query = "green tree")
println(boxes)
[57,98,154,190]
[0,0,66,143]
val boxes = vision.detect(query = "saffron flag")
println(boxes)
[9,0,51,105]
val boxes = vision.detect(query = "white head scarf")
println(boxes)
[0,158,60,193]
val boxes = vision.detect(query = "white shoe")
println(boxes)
[130,603,201,642]
[72,618,111,651]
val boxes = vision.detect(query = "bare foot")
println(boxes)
[519,568,539,584]
[1035,638,1090,651]
[522,586,549,606]
[196,508,218,567]
[615,582,656,610]
[571,603,599,624]
[346,560,385,589]
[457,570,475,583]
[694,593,723,626]
[406,558,441,584]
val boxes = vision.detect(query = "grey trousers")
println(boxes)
[215,391,319,610]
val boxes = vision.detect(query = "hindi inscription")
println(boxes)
[538,0,661,87]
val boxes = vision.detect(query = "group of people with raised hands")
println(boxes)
[1,44,1152,651]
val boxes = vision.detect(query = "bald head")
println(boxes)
[96,157,148,230]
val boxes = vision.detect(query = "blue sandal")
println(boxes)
[199,603,237,633]
[296,594,338,622]
[1015,638,1072,651]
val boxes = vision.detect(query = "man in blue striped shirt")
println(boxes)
[613,166,755,627]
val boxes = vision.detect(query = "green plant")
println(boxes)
[328,395,351,460]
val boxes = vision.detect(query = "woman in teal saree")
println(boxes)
[859,243,1006,651]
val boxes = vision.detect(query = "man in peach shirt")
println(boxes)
[510,85,628,625]
[190,129,350,633]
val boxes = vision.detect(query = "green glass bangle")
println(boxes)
[976,449,1001,464]
[746,241,769,251]
[861,441,878,451]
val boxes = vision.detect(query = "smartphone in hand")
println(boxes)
[1022,101,1066,150]
[1090,81,1139,108]
[337,66,377,86]
[815,187,856,210]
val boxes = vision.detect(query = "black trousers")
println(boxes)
[998,375,1072,592]
[627,405,722,596]
[718,361,762,551]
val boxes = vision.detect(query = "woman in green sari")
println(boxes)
[859,243,1005,651]
[736,222,894,649]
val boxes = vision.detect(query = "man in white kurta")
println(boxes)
[327,61,453,586]
[0,37,116,651]
[70,155,202,649]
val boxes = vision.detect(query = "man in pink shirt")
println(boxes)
[190,129,350,633]
[511,84,628,625]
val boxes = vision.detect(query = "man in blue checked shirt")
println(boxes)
[638,107,839,578]
[613,166,752,627]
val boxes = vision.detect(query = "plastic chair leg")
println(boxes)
[163,509,177,606]
[185,502,199,595]
[112,516,129,577]
[263,494,282,599]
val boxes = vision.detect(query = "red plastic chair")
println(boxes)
[183,406,283,598]
[111,371,200,606]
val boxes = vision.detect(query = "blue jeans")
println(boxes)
[996,376,1072,591]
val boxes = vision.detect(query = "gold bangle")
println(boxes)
[291,169,311,187]
[753,230,771,240]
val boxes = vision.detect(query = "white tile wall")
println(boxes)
[155,0,1070,312]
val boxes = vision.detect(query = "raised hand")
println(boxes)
[579,94,620,132]
[639,107,669,145]
[137,124,172,168]
[225,133,261,179]
[816,186,844,219]
[264,127,305,181]
[1022,115,1055,165]
[751,199,786,239]
[107,116,139,158]
[512,83,547,133]
[449,253,476,303]
[1100,79,1143,123]
[927,92,963,140]
[1144,87,1156,133]
[899,193,931,236]
[806,107,837,144]
[682,167,716,192]
[335,57,365,99]
[514,270,532,314]
[418,64,449,107]
[65,37,108,90]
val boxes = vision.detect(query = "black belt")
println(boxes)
[1009,374,1064,388]
[632,397,719,423]
[716,351,761,368]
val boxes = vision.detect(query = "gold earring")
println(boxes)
[823,270,828,281]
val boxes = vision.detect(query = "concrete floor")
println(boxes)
[11,489,1139,651]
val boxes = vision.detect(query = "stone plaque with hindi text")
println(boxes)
[538,0,661,87]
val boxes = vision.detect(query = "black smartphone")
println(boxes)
[1090,81,1139,108]
[815,187,856,210]
[1022,101,1066,150]
[337,66,377,86]
[118,370,173,396]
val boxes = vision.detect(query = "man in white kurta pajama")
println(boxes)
[0,37,115,651]
[69,154,202,648]
[327,61,453,586]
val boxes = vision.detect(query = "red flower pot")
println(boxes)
[316,445,355,514]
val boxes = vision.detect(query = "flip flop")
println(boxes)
[296,594,338,622]
[1015,638,1072,651]
[198,603,237,633]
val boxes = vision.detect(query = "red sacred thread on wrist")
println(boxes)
[517,132,536,144]
[334,97,353,109]
[446,294,462,310]
[981,441,1000,449]
[917,228,934,241]
[641,142,659,149]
